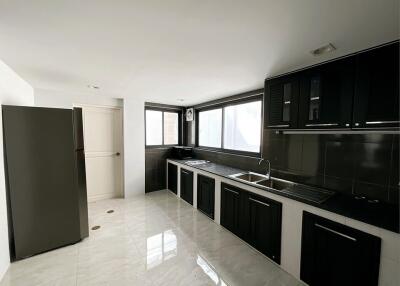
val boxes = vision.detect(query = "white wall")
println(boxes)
[0,60,34,281]
[34,88,123,109]
[35,88,146,198]
[123,97,145,197]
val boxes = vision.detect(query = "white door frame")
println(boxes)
[73,103,125,199]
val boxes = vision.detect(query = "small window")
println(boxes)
[145,109,179,146]
[223,101,261,153]
[146,110,163,145]
[163,112,179,145]
[198,108,222,148]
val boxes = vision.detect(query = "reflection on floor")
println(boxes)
[0,190,305,286]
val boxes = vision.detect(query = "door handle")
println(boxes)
[249,197,270,207]
[224,188,239,195]
[305,123,338,127]
[115,152,121,156]
[314,223,357,242]
[365,121,400,125]
[268,124,289,128]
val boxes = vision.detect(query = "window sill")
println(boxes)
[194,147,262,159]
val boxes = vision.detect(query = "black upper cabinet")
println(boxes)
[168,163,177,194]
[264,74,299,129]
[197,175,215,219]
[298,57,354,129]
[301,212,381,286]
[353,42,399,128]
[220,183,245,239]
[180,168,193,205]
[265,41,399,130]
[245,193,282,264]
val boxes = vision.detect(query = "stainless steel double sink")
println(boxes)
[229,171,334,204]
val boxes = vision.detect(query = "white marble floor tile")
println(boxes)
[0,190,303,286]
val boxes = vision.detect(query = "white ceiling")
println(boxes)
[0,0,398,106]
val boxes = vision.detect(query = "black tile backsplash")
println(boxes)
[193,130,399,205]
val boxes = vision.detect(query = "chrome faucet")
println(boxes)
[259,158,271,180]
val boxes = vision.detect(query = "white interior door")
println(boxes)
[82,106,123,202]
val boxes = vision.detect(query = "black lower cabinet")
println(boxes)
[180,168,193,205]
[220,183,245,239]
[220,183,282,262]
[197,175,215,219]
[300,211,381,286]
[245,193,282,264]
[167,163,177,194]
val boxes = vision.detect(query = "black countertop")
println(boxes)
[169,159,399,234]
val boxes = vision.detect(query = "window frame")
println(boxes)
[196,95,263,157]
[145,107,182,148]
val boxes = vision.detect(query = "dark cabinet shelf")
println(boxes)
[220,183,282,263]
[264,74,299,129]
[167,163,177,194]
[300,211,381,286]
[220,183,245,239]
[264,41,399,131]
[197,174,215,219]
[298,57,354,129]
[180,168,193,205]
[353,42,399,129]
[245,193,282,264]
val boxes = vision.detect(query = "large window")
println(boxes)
[198,98,262,154]
[146,109,179,146]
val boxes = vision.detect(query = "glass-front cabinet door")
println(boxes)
[264,74,299,129]
[298,57,354,129]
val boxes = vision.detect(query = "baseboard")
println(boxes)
[87,193,120,203]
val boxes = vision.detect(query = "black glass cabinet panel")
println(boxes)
[353,42,399,129]
[167,163,177,194]
[298,57,355,129]
[245,193,282,264]
[220,183,245,239]
[264,74,300,129]
[180,168,193,205]
[197,174,215,219]
[300,212,381,286]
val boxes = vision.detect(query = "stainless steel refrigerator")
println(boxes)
[2,105,89,261]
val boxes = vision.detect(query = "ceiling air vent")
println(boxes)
[311,43,336,56]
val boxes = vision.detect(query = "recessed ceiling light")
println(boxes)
[311,43,336,56]
[87,84,100,89]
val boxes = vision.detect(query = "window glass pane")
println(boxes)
[223,101,261,152]
[164,112,179,145]
[199,109,222,148]
[282,83,291,122]
[146,110,162,145]
[309,76,321,121]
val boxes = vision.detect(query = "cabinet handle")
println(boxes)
[224,188,239,195]
[365,121,400,125]
[249,197,270,207]
[305,123,338,127]
[314,223,357,242]
[181,170,190,175]
[268,124,289,128]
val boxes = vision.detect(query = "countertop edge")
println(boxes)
[167,158,400,234]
